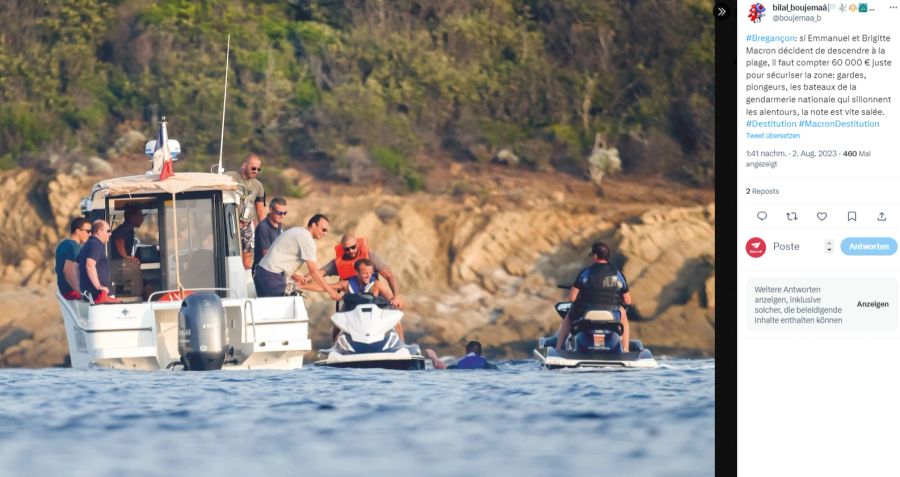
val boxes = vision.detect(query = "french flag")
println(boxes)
[153,119,174,180]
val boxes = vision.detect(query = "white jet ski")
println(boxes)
[534,302,658,369]
[314,294,425,370]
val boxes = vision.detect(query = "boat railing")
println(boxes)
[243,300,258,342]
[57,290,87,328]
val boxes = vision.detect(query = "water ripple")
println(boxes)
[0,359,714,477]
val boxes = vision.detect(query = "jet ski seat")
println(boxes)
[583,310,616,323]
[578,310,624,337]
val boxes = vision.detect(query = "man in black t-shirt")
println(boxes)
[110,204,144,263]
[77,220,120,304]
[253,197,286,273]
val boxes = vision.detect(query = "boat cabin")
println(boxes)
[80,173,249,301]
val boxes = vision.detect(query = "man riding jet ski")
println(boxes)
[313,260,424,370]
[314,292,425,370]
[306,234,404,309]
[534,242,657,369]
[302,258,406,343]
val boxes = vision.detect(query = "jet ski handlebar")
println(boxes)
[340,293,393,312]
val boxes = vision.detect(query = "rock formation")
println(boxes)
[0,169,714,367]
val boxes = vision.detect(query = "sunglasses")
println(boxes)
[249,167,262,172]
[343,244,358,251]
[80,228,91,233]
[273,210,287,216]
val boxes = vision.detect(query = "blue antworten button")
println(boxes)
[841,237,897,256]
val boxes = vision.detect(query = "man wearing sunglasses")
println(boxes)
[252,197,287,273]
[76,220,121,304]
[256,213,340,301]
[55,217,91,300]
[315,233,403,309]
[226,153,266,269]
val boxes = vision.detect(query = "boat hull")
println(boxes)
[57,292,312,371]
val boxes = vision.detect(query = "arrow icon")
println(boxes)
[713,3,730,20]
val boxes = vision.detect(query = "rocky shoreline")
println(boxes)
[0,169,714,367]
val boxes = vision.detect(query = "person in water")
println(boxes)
[555,241,631,352]
[425,341,498,370]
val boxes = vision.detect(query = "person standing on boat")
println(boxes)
[555,242,631,352]
[252,197,287,274]
[226,154,267,270]
[77,220,120,304]
[314,234,404,309]
[424,341,498,370]
[110,204,144,263]
[55,217,91,300]
[255,213,340,301]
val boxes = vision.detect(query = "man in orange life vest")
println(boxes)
[313,233,404,309]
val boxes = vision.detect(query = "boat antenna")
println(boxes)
[216,34,231,174]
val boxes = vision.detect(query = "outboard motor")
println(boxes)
[178,292,226,371]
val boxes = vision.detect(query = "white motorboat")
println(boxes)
[56,121,312,370]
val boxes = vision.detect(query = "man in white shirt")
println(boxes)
[254,213,340,301]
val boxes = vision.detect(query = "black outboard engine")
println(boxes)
[178,292,226,371]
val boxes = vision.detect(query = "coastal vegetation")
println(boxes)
[0,0,714,191]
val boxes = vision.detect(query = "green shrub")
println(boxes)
[0,0,713,187]
[260,169,305,198]
[371,146,423,192]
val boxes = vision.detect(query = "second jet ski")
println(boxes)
[534,302,658,369]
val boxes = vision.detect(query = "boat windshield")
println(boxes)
[164,197,216,290]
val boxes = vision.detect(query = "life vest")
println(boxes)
[333,237,371,279]
[347,276,376,295]
[574,262,625,310]
[455,354,489,369]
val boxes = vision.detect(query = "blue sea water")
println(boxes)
[0,359,714,477]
